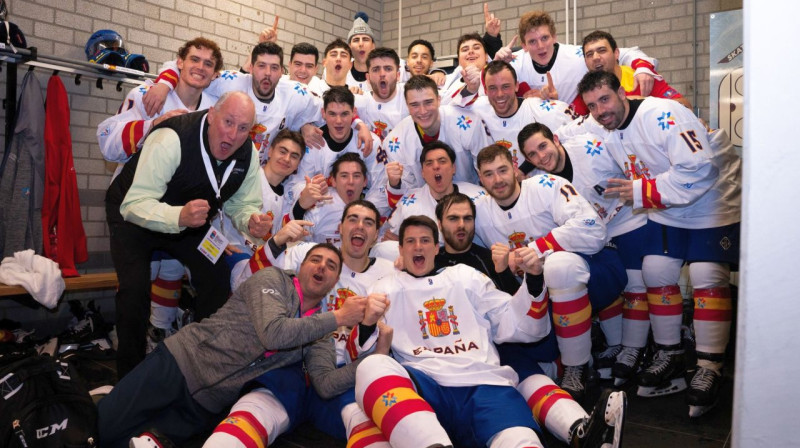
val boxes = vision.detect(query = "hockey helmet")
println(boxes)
[85,29,124,61]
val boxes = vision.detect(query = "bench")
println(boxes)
[0,272,118,297]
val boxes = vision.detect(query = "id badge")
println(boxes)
[197,225,229,264]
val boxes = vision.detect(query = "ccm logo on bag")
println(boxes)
[36,418,68,439]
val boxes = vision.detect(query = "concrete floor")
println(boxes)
[272,370,734,448]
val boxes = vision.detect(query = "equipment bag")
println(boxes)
[0,354,97,447]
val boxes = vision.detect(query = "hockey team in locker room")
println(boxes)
[95,4,741,448]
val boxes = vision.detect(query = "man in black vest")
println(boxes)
[106,91,269,378]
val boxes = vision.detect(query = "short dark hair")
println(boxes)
[341,199,380,225]
[251,42,283,66]
[178,37,224,72]
[399,215,439,246]
[324,39,351,59]
[435,192,475,221]
[367,47,400,69]
[582,30,618,53]
[577,70,621,97]
[271,129,306,161]
[331,152,367,178]
[291,42,320,64]
[456,33,486,53]
[484,60,517,84]
[419,140,456,166]
[407,39,435,60]
[302,243,343,274]
[323,85,355,109]
[476,144,513,170]
[404,74,439,100]
[517,122,555,154]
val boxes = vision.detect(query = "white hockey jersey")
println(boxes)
[353,84,409,141]
[242,241,395,366]
[386,182,486,241]
[510,44,655,105]
[384,106,492,191]
[97,81,217,165]
[474,175,607,258]
[474,96,575,168]
[368,264,551,387]
[594,98,741,229]
[553,133,647,238]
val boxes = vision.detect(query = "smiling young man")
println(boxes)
[383,75,491,192]
[473,144,627,401]
[518,122,654,384]
[285,42,330,96]
[470,60,576,175]
[578,70,741,416]
[440,33,491,105]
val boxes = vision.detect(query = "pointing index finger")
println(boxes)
[272,16,279,31]
[507,35,518,49]
[484,3,490,20]
[546,71,554,88]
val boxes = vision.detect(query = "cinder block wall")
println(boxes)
[382,0,742,120]
[0,0,380,327]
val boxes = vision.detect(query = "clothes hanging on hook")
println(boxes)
[0,69,45,257]
[41,74,88,277]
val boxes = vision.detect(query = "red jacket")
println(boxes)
[42,75,87,277]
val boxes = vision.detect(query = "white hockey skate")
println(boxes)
[570,389,627,448]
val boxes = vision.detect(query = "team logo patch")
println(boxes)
[558,315,571,326]
[496,139,512,149]
[401,194,417,206]
[328,287,356,311]
[663,88,677,98]
[100,126,111,137]
[388,137,400,153]
[137,86,147,95]
[456,115,473,130]
[583,218,596,226]
[720,236,732,250]
[538,175,556,188]
[657,111,676,130]
[539,100,558,111]
[250,123,268,151]
[575,47,584,56]
[293,83,308,95]
[508,231,529,248]
[381,392,397,407]
[418,298,460,339]
[624,154,650,180]
[220,71,237,80]
[584,139,604,156]
[373,121,388,139]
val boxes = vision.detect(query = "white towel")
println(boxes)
[0,249,66,308]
